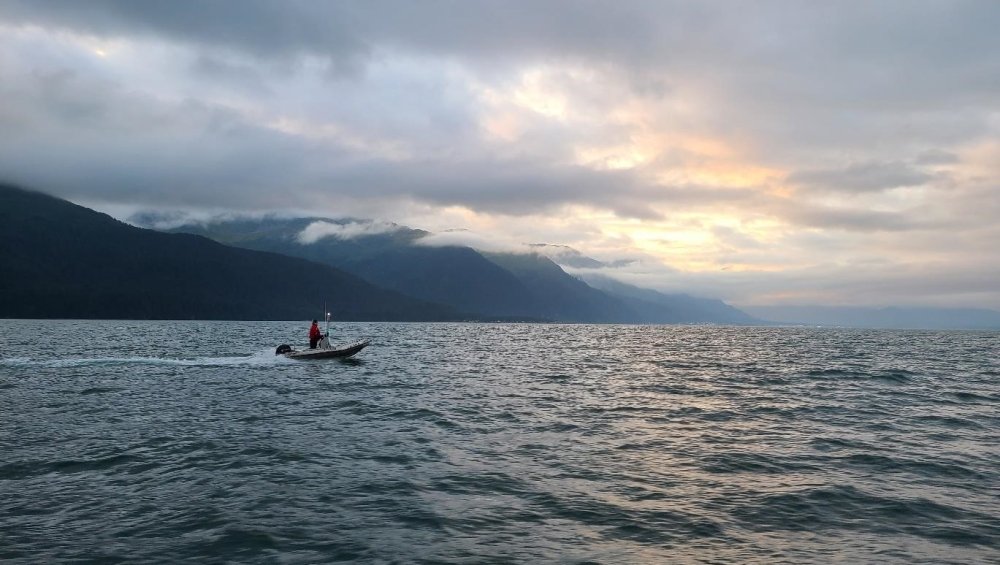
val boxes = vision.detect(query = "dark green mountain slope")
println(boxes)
[483,253,634,323]
[0,185,458,320]
[348,246,542,319]
[156,217,546,320]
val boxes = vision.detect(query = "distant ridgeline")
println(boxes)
[144,212,758,324]
[0,184,456,320]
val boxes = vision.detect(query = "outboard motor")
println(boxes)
[275,344,292,355]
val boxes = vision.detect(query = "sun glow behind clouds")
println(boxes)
[470,63,791,240]
[1,2,998,308]
[511,68,570,120]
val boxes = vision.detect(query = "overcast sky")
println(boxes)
[1,1,998,308]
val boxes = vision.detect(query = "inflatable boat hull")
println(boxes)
[277,339,370,360]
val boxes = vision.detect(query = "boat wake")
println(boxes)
[0,348,292,368]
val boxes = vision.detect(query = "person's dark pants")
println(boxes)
[309,337,320,349]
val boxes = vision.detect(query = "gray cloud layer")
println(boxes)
[788,161,934,193]
[1,1,998,307]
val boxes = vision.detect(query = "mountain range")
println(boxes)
[0,184,456,321]
[581,274,758,325]
[149,214,757,324]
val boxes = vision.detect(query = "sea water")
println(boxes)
[1,320,997,563]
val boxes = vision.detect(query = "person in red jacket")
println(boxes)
[308,320,324,349]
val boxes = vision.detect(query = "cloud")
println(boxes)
[0,30,722,220]
[787,161,933,193]
[0,1,368,65]
[915,149,960,165]
[711,225,764,250]
[776,202,938,232]
[296,220,401,243]
[414,229,530,253]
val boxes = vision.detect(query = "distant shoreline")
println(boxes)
[2,318,997,331]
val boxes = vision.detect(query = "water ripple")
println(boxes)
[1,321,998,563]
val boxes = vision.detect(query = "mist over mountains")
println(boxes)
[141,213,757,324]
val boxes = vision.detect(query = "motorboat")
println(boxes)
[275,335,370,360]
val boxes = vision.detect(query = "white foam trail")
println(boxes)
[0,348,293,368]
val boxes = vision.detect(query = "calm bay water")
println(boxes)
[1,320,997,564]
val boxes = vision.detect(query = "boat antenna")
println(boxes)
[325,302,331,335]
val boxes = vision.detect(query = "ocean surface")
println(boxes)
[1,320,997,564]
